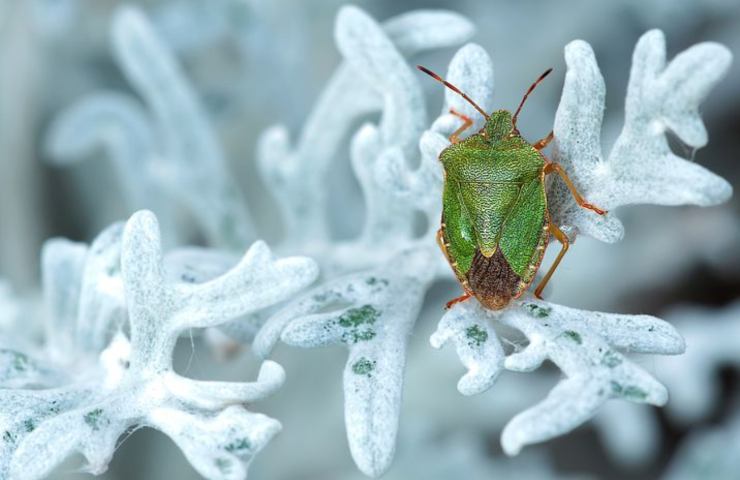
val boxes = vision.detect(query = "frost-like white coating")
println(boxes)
[0,211,318,479]
[429,301,504,396]
[550,30,732,243]
[46,6,254,249]
[257,7,473,251]
[252,7,474,477]
[40,237,87,363]
[253,13,731,474]
[5,4,736,477]
[74,223,126,354]
[416,32,730,459]
[439,300,683,456]
[257,249,435,478]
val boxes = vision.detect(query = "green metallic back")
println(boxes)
[440,110,547,279]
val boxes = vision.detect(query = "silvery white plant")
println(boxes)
[15,3,732,479]
[0,210,318,479]
[257,6,731,477]
[593,301,740,469]
[47,6,255,250]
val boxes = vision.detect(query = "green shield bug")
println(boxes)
[418,65,607,310]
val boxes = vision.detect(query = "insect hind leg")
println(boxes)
[544,162,607,215]
[445,292,472,309]
[534,222,569,299]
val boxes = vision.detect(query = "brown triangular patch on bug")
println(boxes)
[466,248,521,310]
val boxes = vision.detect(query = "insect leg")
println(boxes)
[544,162,608,215]
[534,222,569,299]
[436,228,448,253]
[445,293,472,309]
[449,108,474,144]
[533,131,554,150]
[437,228,474,309]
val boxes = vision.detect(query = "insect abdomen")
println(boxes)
[466,248,521,310]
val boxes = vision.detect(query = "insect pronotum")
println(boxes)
[418,65,607,310]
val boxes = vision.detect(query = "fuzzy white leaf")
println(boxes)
[0,211,318,479]
[75,222,126,354]
[40,238,87,362]
[430,301,504,396]
[438,300,683,456]
[46,6,254,249]
[256,250,435,478]
[257,7,472,248]
[550,30,732,242]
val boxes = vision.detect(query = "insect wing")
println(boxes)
[498,179,548,279]
[457,180,521,258]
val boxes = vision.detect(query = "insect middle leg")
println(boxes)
[534,222,570,299]
[449,108,473,144]
[544,162,607,215]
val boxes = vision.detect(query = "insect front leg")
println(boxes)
[448,108,473,144]
[544,162,607,215]
[534,222,569,299]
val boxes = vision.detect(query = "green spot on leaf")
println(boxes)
[338,305,380,344]
[338,305,379,327]
[225,438,251,453]
[622,386,649,401]
[365,277,389,287]
[215,458,232,474]
[610,382,648,401]
[352,330,376,342]
[352,357,376,377]
[84,408,107,431]
[561,330,582,344]
[0,349,32,372]
[524,303,552,318]
[23,419,35,433]
[602,350,622,368]
[3,431,15,443]
[465,325,488,348]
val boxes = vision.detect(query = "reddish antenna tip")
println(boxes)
[512,67,554,128]
[416,65,435,76]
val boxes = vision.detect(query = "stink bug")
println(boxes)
[417,65,607,310]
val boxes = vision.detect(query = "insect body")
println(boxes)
[418,65,606,310]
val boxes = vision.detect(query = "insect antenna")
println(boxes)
[417,65,489,120]
[512,68,553,129]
